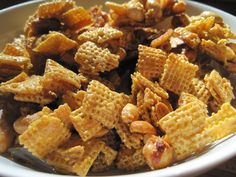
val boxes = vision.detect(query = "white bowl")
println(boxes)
[0,1,236,177]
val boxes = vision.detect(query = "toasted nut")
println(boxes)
[143,136,174,170]
[130,121,157,135]
[172,1,186,14]
[126,1,145,22]
[151,29,173,48]
[121,103,139,124]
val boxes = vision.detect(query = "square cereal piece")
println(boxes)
[49,104,72,128]
[115,120,143,149]
[0,53,32,71]
[188,78,211,104]
[41,59,82,95]
[33,32,77,55]
[62,90,87,110]
[46,144,84,174]
[72,139,105,176]
[200,39,235,64]
[19,115,71,158]
[82,80,129,129]
[132,72,168,100]
[91,145,117,172]
[137,45,167,80]
[78,26,123,44]
[75,41,120,75]
[204,70,235,111]
[207,103,236,141]
[116,146,146,171]
[160,53,198,95]
[0,75,56,105]
[70,107,103,141]
[61,7,93,30]
[37,0,75,19]
[159,101,209,161]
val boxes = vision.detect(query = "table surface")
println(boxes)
[0,0,236,177]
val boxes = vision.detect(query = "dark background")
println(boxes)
[0,0,235,177]
[0,0,236,15]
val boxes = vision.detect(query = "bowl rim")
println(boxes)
[0,0,236,177]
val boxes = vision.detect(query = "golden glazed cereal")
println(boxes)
[19,116,71,158]
[1,0,236,176]
[115,120,143,149]
[137,45,167,80]
[72,139,105,176]
[37,0,75,19]
[33,32,77,55]
[81,80,129,129]
[70,107,103,141]
[42,59,82,95]
[116,146,146,171]
[159,101,209,161]
[160,53,199,95]
[0,75,56,105]
[204,70,235,111]
[91,145,117,172]
[75,41,120,75]
[78,26,123,44]
[207,103,236,141]
[62,90,87,110]
[188,78,211,104]
[61,7,93,30]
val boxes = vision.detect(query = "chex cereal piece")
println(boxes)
[137,45,167,80]
[160,53,198,95]
[37,0,75,19]
[70,107,103,141]
[99,130,120,150]
[178,92,200,107]
[78,26,123,44]
[115,120,143,149]
[62,90,86,110]
[204,70,235,112]
[33,32,77,55]
[2,72,28,85]
[19,116,71,158]
[0,75,56,105]
[75,41,120,75]
[0,53,32,71]
[185,16,215,38]
[91,145,117,172]
[132,72,168,99]
[46,144,84,173]
[42,59,82,95]
[82,80,129,129]
[61,7,93,29]
[13,107,52,135]
[3,43,29,57]
[209,24,236,41]
[188,78,211,104]
[72,139,105,176]
[200,39,235,63]
[116,146,146,171]
[159,101,209,161]
[174,27,200,49]
[50,104,72,128]
[207,103,236,141]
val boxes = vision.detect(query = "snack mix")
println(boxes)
[0,0,236,176]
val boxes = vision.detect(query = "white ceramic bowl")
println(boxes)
[0,1,236,177]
